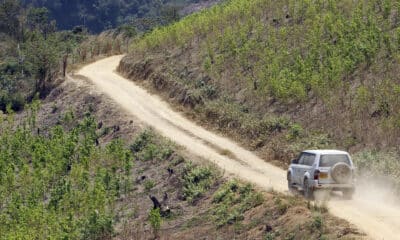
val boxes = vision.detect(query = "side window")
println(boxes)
[299,153,315,166]
[298,153,306,165]
[304,154,316,166]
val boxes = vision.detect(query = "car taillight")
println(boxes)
[314,170,320,180]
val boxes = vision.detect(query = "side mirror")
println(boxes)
[291,159,298,164]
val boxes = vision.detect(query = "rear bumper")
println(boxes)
[312,181,355,190]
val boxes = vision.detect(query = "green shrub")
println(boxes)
[137,143,174,162]
[212,180,263,227]
[265,232,277,240]
[130,129,154,152]
[182,163,215,203]
[117,24,137,38]
[139,143,159,161]
[144,179,156,192]
[148,208,162,235]
[287,124,304,140]
[82,211,113,240]
[311,214,323,231]
[131,130,174,162]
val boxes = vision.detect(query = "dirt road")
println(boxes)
[76,55,400,240]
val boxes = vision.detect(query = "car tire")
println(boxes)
[287,173,296,193]
[342,188,354,200]
[303,178,314,200]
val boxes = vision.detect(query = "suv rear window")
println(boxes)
[319,154,350,167]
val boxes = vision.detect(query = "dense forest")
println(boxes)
[0,0,88,112]
[0,0,219,113]
[1,1,64,109]
[21,0,216,33]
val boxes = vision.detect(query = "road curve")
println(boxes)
[76,55,400,240]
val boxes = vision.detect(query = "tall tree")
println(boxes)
[0,0,21,38]
[27,7,55,38]
[24,32,59,96]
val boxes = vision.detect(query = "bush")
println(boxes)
[212,180,263,227]
[311,214,323,231]
[130,129,154,152]
[144,179,156,192]
[82,211,113,240]
[139,143,159,161]
[0,92,26,112]
[287,123,304,140]
[148,208,162,235]
[182,163,215,203]
[130,129,174,162]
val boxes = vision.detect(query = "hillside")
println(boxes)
[1,0,397,238]
[119,0,400,191]
[21,0,220,33]
[0,77,363,239]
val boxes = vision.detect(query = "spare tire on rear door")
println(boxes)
[330,162,352,184]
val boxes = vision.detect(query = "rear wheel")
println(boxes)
[303,178,314,200]
[287,173,296,193]
[342,188,354,200]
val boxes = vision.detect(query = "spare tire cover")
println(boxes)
[330,162,352,184]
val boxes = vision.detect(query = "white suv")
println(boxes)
[287,150,356,199]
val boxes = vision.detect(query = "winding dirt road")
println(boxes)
[76,55,400,240]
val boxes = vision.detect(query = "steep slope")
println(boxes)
[119,0,400,190]
[79,55,400,240]
[0,64,362,239]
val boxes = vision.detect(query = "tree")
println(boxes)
[24,33,60,97]
[27,7,55,38]
[161,5,181,24]
[0,0,21,38]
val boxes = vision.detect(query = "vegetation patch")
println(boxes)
[131,0,386,103]
[0,107,133,239]
[130,129,174,162]
[182,163,217,203]
[211,180,263,227]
